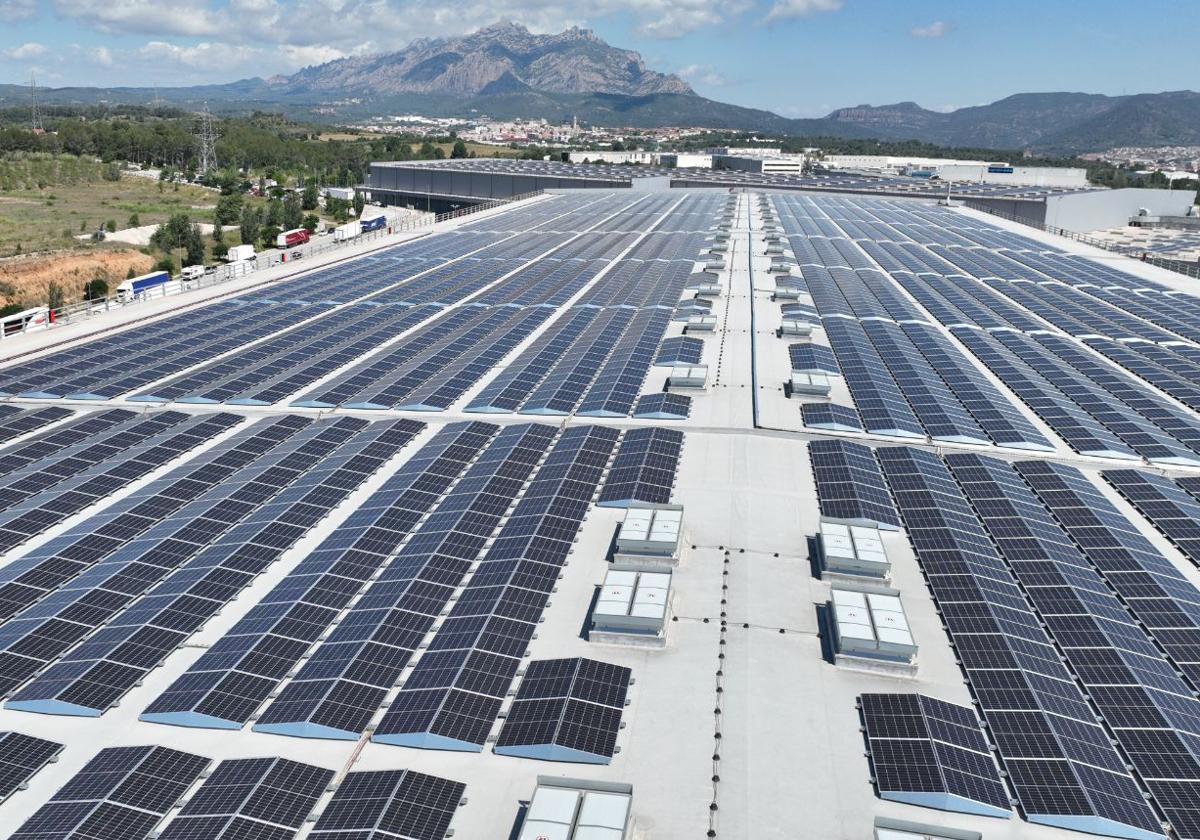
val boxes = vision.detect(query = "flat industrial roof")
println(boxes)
[0,189,1198,840]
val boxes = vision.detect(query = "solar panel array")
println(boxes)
[12,745,211,840]
[0,732,61,803]
[372,425,619,752]
[494,657,632,764]
[157,757,333,840]
[309,769,465,840]
[859,693,1009,817]
[7,418,425,716]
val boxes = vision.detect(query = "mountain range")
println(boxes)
[2,22,1197,153]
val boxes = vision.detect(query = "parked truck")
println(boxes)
[332,221,360,242]
[359,214,387,233]
[225,244,255,262]
[276,228,310,249]
[116,270,176,302]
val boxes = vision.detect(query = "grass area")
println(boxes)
[0,175,219,258]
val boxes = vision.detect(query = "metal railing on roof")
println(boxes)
[0,190,544,342]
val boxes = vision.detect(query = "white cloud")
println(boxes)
[764,0,841,24]
[910,20,950,38]
[678,63,726,86]
[139,40,261,68]
[3,41,47,60]
[0,0,36,21]
[88,46,114,66]
[54,0,222,36]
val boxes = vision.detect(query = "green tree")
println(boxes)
[265,198,283,227]
[83,277,108,301]
[301,179,319,211]
[150,212,205,267]
[127,212,139,227]
[239,204,262,247]
[326,197,351,222]
[105,219,116,233]
[450,140,468,159]
[282,193,303,230]
[261,225,281,251]
[302,213,319,233]
[352,190,365,217]
[214,193,243,226]
[46,281,64,311]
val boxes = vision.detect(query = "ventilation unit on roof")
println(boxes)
[591,566,673,646]
[764,242,784,256]
[686,315,717,332]
[790,371,832,396]
[614,504,683,566]
[818,519,891,583]
[767,260,795,275]
[518,777,634,840]
[704,255,726,271]
[669,364,708,389]
[830,587,917,675]
[781,317,814,337]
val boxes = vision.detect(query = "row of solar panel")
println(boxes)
[773,197,1055,451]
[135,424,679,763]
[7,742,464,840]
[812,438,1200,840]
[787,195,1200,466]
[0,192,636,404]
[822,196,1200,436]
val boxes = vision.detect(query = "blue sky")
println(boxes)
[1,0,1196,117]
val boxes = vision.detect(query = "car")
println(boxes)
[290,250,303,260]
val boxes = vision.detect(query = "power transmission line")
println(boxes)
[29,73,42,132]
[197,103,218,176]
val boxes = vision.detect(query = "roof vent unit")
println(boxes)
[790,371,831,396]
[774,278,804,300]
[614,504,683,566]
[819,520,890,582]
[704,257,726,271]
[712,230,731,244]
[781,318,814,337]
[686,314,717,332]
[669,364,708,389]
[591,567,673,645]
[709,240,729,254]
[830,588,917,674]
[764,242,784,256]
[518,777,633,840]
[767,260,795,275]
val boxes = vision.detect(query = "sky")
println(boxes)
[0,0,1197,117]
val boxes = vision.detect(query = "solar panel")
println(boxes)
[494,657,631,764]
[12,745,210,840]
[373,425,619,751]
[251,423,557,740]
[0,409,136,479]
[808,439,899,528]
[633,392,692,419]
[875,446,1165,839]
[859,693,1009,817]
[787,343,839,375]
[800,403,862,432]
[597,428,683,508]
[158,757,334,840]
[7,418,424,716]
[142,422,498,730]
[309,769,465,840]
[0,732,62,803]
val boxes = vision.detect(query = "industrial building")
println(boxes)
[2,176,1200,840]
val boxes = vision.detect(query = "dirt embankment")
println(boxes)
[0,249,155,307]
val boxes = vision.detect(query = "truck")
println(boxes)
[332,221,360,242]
[116,270,175,302]
[276,228,310,249]
[225,244,255,262]
[359,215,387,233]
[180,265,205,281]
